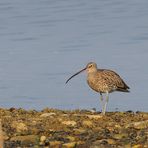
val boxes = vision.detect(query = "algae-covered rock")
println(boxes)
[10,135,39,145]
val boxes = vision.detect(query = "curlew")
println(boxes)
[66,62,130,115]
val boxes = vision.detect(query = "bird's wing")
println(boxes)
[100,69,130,90]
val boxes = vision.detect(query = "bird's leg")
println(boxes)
[100,93,104,113]
[102,92,109,115]
[100,92,103,102]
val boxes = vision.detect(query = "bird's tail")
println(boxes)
[117,88,130,92]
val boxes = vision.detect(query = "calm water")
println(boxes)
[0,0,148,111]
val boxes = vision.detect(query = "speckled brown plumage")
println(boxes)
[87,69,129,93]
[66,62,130,115]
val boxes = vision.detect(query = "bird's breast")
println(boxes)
[87,73,111,93]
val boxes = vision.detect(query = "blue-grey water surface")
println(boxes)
[0,0,148,111]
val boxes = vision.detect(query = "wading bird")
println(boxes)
[66,62,130,115]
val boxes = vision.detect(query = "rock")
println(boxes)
[49,141,62,148]
[82,120,93,127]
[124,144,132,148]
[10,135,39,145]
[90,140,108,148]
[40,135,46,142]
[62,121,77,126]
[2,131,9,140]
[106,139,116,145]
[73,128,86,135]
[113,133,128,140]
[40,112,56,117]
[86,115,102,120]
[62,142,77,148]
[66,136,76,141]
[132,144,143,148]
[126,120,148,129]
[11,122,28,132]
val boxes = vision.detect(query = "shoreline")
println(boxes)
[0,108,148,147]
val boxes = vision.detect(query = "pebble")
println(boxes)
[113,133,128,140]
[11,122,28,132]
[40,112,56,117]
[132,144,143,148]
[62,120,77,126]
[82,120,93,127]
[10,135,39,145]
[126,120,148,129]
[86,115,102,120]
[40,135,46,142]
[62,142,77,148]
[49,141,62,147]
[106,139,116,145]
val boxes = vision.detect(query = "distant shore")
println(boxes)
[0,108,148,148]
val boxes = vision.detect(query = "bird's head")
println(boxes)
[86,62,97,73]
[66,62,97,84]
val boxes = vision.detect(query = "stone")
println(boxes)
[40,112,56,117]
[113,133,128,140]
[62,142,77,148]
[62,121,77,126]
[86,115,102,120]
[132,144,143,148]
[40,135,46,142]
[73,128,86,135]
[106,139,116,145]
[82,120,93,127]
[126,120,148,129]
[10,135,39,145]
[66,136,76,141]
[11,122,28,132]
[49,141,62,148]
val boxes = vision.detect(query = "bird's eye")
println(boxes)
[89,64,93,68]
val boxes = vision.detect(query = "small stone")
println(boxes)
[62,142,77,148]
[11,122,28,132]
[126,120,148,129]
[106,139,116,145]
[62,121,77,126]
[73,128,86,135]
[40,112,56,117]
[90,140,107,148]
[82,120,93,127]
[10,135,39,145]
[86,115,102,120]
[49,141,62,147]
[113,133,128,140]
[66,136,76,141]
[40,136,46,142]
[124,144,132,148]
[2,131,9,141]
[132,144,143,148]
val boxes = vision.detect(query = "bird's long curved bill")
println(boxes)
[66,67,86,84]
